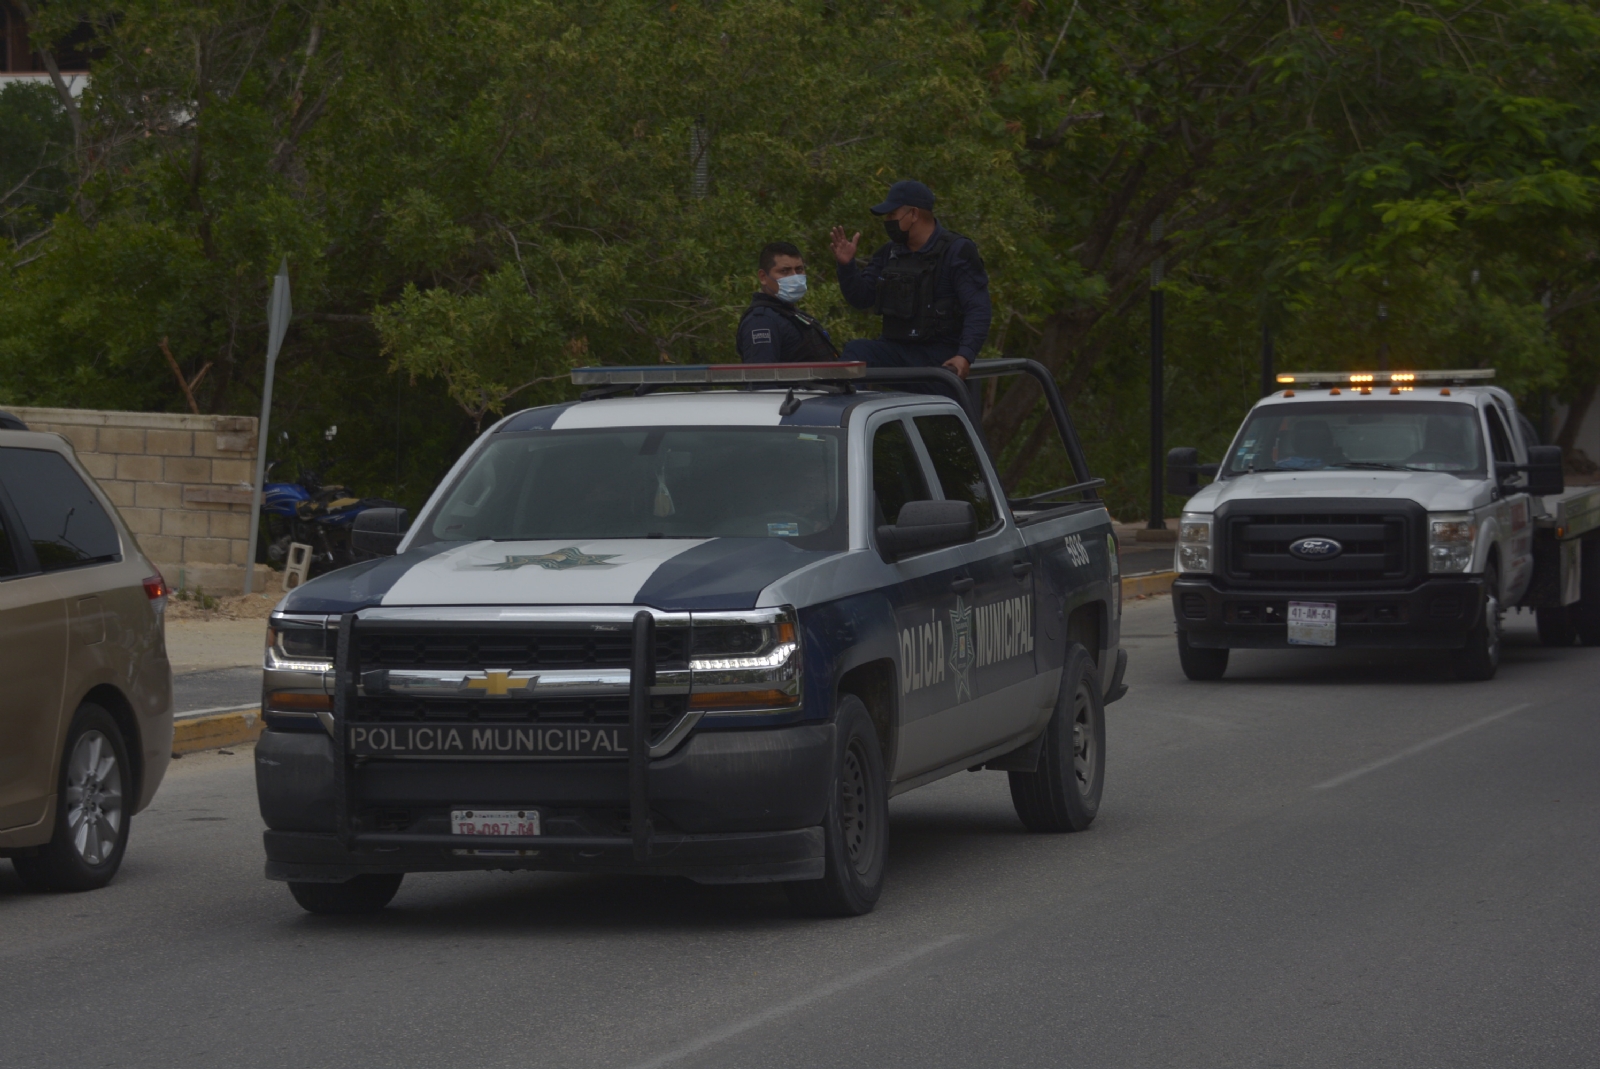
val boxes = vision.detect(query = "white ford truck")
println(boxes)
[1166,369,1600,681]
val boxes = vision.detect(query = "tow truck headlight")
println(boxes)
[1428,517,1476,573]
[689,608,802,716]
[1177,515,1213,574]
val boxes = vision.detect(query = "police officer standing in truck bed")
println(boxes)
[738,242,840,363]
[830,180,991,379]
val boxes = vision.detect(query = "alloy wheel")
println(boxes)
[64,730,123,866]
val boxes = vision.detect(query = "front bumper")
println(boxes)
[1171,575,1485,649]
[256,722,832,884]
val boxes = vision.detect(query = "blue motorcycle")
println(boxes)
[261,461,396,577]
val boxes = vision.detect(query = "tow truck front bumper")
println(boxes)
[1172,575,1486,649]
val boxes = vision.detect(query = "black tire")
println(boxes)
[288,873,404,915]
[1536,606,1576,647]
[1574,537,1600,646]
[1009,643,1105,833]
[1453,562,1502,681]
[1177,631,1229,681]
[12,704,133,893]
[785,695,888,918]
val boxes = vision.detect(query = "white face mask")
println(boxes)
[775,274,807,303]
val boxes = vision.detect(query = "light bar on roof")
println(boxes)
[1274,369,1494,387]
[572,362,867,386]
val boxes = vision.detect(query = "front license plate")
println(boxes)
[451,809,541,837]
[1287,601,1337,646]
[347,724,631,758]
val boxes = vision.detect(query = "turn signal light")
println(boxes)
[267,692,333,711]
[689,689,795,711]
[143,573,169,599]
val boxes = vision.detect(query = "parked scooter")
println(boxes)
[260,427,397,577]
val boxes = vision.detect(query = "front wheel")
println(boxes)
[1453,564,1502,681]
[1009,643,1105,833]
[1177,631,1229,681]
[289,873,404,915]
[785,695,888,917]
[12,704,132,892]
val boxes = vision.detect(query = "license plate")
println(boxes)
[347,724,630,758]
[451,809,541,836]
[1287,601,1337,646]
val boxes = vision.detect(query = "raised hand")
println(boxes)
[830,225,861,265]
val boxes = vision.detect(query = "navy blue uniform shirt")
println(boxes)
[737,292,835,363]
[835,223,993,360]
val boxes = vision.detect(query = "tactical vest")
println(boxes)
[739,297,839,363]
[872,232,963,343]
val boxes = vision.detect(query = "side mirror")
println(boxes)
[1166,447,1216,497]
[1525,445,1564,496]
[351,507,410,557]
[876,499,977,562]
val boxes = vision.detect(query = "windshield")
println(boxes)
[1225,402,1485,475]
[416,427,848,549]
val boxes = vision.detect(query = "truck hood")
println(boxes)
[277,537,839,615]
[1188,470,1486,513]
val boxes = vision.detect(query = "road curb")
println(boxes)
[1121,571,1175,598]
[172,708,263,755]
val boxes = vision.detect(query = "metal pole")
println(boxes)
[1260,324,1274,397]
[1147,217,1166,531]
[243,257,292,594]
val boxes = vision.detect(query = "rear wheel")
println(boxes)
[1453,563,1502,681]
[1177,631,1229,681]
[288,873,404,915]
[1536,606,1576,647]
[785,695,887,918]
[12,704,132,892]
[1574,537,1600,646]
[1009,643,1105,832]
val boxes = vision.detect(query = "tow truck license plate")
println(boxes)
[1287,601,1336,646]
[451,809,541,837]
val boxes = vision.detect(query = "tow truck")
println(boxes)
[254,360,1127,916]
[1167,369,1600,681]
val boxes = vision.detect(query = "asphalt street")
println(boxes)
[3,595,1596,1068]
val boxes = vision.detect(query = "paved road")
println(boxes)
[4,597,1596,1068]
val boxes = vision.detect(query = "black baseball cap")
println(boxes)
[870,179,936,215]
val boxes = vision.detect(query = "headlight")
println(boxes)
[266,617,336,671]
[690,608,802,715]
[264,615,335,731]
[1177,514,1213,574]
[1428,516,1477,573]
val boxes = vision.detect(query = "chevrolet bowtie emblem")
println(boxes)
[464,670,536,697]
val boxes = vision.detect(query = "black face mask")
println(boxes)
[882,217,912,245]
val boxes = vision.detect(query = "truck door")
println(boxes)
[907,412,1041,762]
[1485,403,1533,598]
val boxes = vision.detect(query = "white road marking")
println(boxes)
[623,933,966,1069]
[1312,703,1532,791]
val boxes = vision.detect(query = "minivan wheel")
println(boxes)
[1009,643,1105,832]
[12,704,132,892]
[289,873,405,915]
[785,695,887,918]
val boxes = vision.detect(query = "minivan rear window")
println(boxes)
[0,448,122,571]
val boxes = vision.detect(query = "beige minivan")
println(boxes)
[0,416,174,891]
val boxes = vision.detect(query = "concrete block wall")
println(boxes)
[6,406,272,594]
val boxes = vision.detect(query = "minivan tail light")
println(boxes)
[143,573,169,600]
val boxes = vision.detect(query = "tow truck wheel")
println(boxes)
[1177,631,1229,681]
[785,696,887,918]
[1536,607,1576,647]
[288,873,404,915]
[1574,537,1600,646]
[1009,643,1105,833]
[1453,563,1502,681]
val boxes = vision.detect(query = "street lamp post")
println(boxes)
[243,258,292,595]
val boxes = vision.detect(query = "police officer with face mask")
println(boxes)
[830,180,991,379]
[737,242,839,363]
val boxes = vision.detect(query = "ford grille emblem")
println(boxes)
[1289,537,1342,561]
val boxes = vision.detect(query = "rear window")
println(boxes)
[0,448,122,571]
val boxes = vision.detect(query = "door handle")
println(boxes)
[950,577,975,594]
[1011,561,1033,579]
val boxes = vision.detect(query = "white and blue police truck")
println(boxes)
[1167,368,1600,682]
[254,360,1126,916]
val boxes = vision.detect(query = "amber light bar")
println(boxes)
[573,362,867,386]
[1274,369,1494,387]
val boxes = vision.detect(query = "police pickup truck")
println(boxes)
[1167,369,1600,682]
[255,360,1126,916]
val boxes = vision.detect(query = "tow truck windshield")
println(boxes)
[415,426,848,548]
[1225,401,1485,476]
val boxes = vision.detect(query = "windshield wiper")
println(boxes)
[1330,462,1425,471]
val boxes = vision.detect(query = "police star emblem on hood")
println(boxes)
[479,546,622,571]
